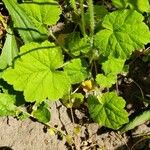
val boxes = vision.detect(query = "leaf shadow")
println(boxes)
[12,45,57,67]
[0,79,25,106]
[0,147,14,150]
[17,0,58,6]
[13,27,48,40]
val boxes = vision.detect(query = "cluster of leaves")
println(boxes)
[0,0,150,133]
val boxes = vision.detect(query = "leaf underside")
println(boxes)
[2,0,48,43]
[0,28,18,69]
[120,110,150,133]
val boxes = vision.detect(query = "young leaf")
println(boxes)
[65,134,73,145]
[94,10,150,59]
[73,125,81,135]
[96,57,125,88]
[2,41,71,102]
[71,93,84,107]
[120,110,150,133]
[112,0,128,8]
[64,59,88,84]
[0,28,18,69]
[96,74,117,88]
[136,0,150,12]
[102,57,125,75]
[112,0,150,12]
[88,92,129,129]
[128,0,150,13]
[65,32,90,56]
[19,0,62,26]
[32,102,51,123]
[17,112,30,120]
[0,93,17,116]
[2,0,47,43]
[62,93,84,108]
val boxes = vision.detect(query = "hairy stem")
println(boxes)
[17,107,66,137]
[49,29,74,58]
[80,0,86,36]
[70,0,77,12]
[88,0,95,37]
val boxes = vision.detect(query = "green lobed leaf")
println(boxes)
[112,0,128,8]
[112,0,150,12]
[2,41,71,102]
[71,93,84,108]
[64,59,88,84]
[65,32,90,56]
[120,110,150,133]
[88,92,129,129]
[136,0,150,12]
[20,0,62,26]
[62,93,84,108]
[96,57,125,88]
[102,57,125,75]
[96,74,117,88]
[0,28,18,69]
[0,93,17,116]
[128,0,150,12]
[94,9,150,59]
[32,102,51,123]
[2,0,47,43]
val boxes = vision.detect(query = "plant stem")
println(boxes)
[70,108,75,123]
[88,0,95,37]
[17,107,66,137]
[70,0,77,12]
[79,0,86,36]
[49,29,73,58]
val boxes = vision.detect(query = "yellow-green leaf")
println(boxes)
[2,41,71,102]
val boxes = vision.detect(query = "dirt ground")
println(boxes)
[0,101,149,150]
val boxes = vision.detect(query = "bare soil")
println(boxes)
[0,102,149,150]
